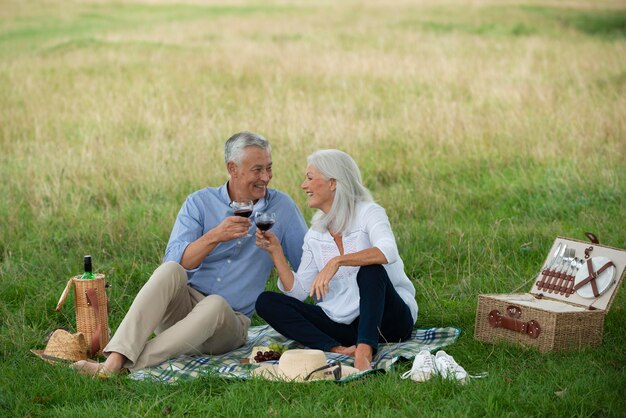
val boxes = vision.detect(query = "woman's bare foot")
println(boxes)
[354,343,373,371]
[330,345,357,357]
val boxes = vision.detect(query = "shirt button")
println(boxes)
[227,259,231,264]
[217,278,222,282]
[237,241,242,245]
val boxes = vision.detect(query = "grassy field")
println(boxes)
[1,0,625,416]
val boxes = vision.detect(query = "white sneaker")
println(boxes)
[401,350,437,382]
[434,350,468,384]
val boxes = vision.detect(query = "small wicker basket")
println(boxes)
[56,274,109,357]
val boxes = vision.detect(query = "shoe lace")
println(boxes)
[401,353,434,380]
[436,354,489,381]
[436,355,466,378]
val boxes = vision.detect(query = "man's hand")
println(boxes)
[209,216,252,243]
[310,257,340,300]
[180,216,251,270]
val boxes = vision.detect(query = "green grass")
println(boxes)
[0,3,296,56]
[525,5,626,38]
[1,0,625,416]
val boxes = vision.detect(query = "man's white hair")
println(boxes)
[224,131,271,165]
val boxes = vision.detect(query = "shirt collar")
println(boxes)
[218,182,231,205]
[218,181,273,209]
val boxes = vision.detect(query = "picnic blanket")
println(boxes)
[128,325,461,383]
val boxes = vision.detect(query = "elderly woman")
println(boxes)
[255,149,417,371]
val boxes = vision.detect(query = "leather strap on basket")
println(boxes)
[572,259,615,297]
[584,232,600,244]
[488,309,541,339]
[55,278,74,312]
[85,288,102,356]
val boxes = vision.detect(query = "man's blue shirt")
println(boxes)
[164,183,307,317]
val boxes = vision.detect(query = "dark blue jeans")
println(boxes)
[255,265,414,352]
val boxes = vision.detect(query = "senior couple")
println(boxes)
[72,131,418,376]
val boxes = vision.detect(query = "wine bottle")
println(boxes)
[81,255,96,279]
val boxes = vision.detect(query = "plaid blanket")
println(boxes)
[128,325,461,384]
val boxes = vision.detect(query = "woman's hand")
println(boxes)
[257,229,295,291]
[255,229,281,256]
[310,257,340,300]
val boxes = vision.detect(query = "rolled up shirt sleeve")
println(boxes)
[164,196,204,273]
[364,205,399,264]
[278,233,318,301]
[279,199,308,271]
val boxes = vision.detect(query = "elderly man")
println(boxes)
[73,131,307,376]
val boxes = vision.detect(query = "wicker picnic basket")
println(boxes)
[474,237,626,352]
[55,274,109,357]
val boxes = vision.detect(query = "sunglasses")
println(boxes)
[303,360,342,381]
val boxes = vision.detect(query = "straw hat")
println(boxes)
[252,349,360,382]
[31,329,89,363]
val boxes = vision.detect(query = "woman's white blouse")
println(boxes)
[278,201,418,325]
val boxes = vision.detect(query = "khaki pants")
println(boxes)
[104,261,250,371]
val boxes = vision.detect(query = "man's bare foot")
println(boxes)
[354,343,373,371]
[71,352,126,378]
[330,345,357,357]
[71,360,116,378]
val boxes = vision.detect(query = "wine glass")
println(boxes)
[231,200,254,237]
[255,211,276,233]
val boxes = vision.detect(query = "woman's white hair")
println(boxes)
[307,149,373,233]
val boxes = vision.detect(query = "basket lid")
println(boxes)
[531,236,626,311]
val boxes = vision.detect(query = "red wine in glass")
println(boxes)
[256,220,275,231]
[231,200,254,236]
[234,209,253,218]
[255,212,276,232]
